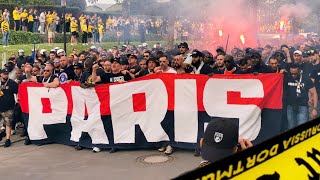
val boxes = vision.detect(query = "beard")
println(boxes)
[160,64,166,70]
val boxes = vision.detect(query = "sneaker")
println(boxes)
[24,138,31,145]
[109,148,118,153]
[82,43,85,45]
[164,145,173,155]
[92,147,101,153]
[4,139,11,147]
[74,145,83,150]
[158,147,166,152]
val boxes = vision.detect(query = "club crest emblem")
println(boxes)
[214,132,223,143]
[59,72,68,84]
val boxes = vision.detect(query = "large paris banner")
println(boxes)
[18,74,283,149]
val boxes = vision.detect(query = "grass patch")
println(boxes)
[0,41,167,56]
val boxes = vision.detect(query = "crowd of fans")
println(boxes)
[0,7,237,47]
[0,33,320,163]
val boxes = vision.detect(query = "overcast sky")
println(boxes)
[86,0,116,5]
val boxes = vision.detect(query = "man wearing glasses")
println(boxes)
[25,64,59,88]
[142,51,151,61]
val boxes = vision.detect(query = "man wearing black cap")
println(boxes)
[191,50,213,75]
[0,69,18,147]
[136,57,158,78]
[128,54,141,74]
[200,118,252,165]
[92,58,133,84]
[73,63,83,81]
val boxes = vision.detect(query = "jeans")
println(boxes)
[287,105,308,130]
[33,21,39,32]
[2,31,9,46]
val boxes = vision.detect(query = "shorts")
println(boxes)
[88,32,93,38]
[48,32,55,39]
[22,20,28,26]
[72,31,79,38]
[0,110,14,127]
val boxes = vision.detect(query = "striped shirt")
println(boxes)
[1,21,9,32]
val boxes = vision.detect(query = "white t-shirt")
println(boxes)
[162,68,177,74]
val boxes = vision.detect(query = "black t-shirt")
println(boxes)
[0,79,18,112]
[100,72,132,84]
[310,66,320,99]
[284,74,314,106]
[128,65,141,74]
[136,69,153,78]
[36,75,58,83]
[59,65,75,84]
[81,68,104,84]
[199,64,214,75]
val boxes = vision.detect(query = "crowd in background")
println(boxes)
[0,7,229,46]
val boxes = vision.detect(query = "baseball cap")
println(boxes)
[110,58,121,64]
[40,49,47,55]
[201,118,239,163]
[57,49,65,55]
[307,49,319,56]
[120,60,129,65]
[128,54,138,59]
[294,50,302,55]
[191,50,203,57]
[73,63,83,69]
[0,69,10,74]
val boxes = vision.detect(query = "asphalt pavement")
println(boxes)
[0,137,200,180]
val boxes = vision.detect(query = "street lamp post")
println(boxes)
[61,0,67,54]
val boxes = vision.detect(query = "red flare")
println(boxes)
[219,29,223,37]
[240,34,245,45]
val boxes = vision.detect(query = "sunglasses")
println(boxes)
[32,70,39,72]
[139,64,146,65]
[143,56,149,57]
[44,70,51,72]
[160,61,167,63]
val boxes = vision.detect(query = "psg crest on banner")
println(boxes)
[59,72,68,84]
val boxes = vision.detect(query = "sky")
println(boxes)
[86,0,116,5]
